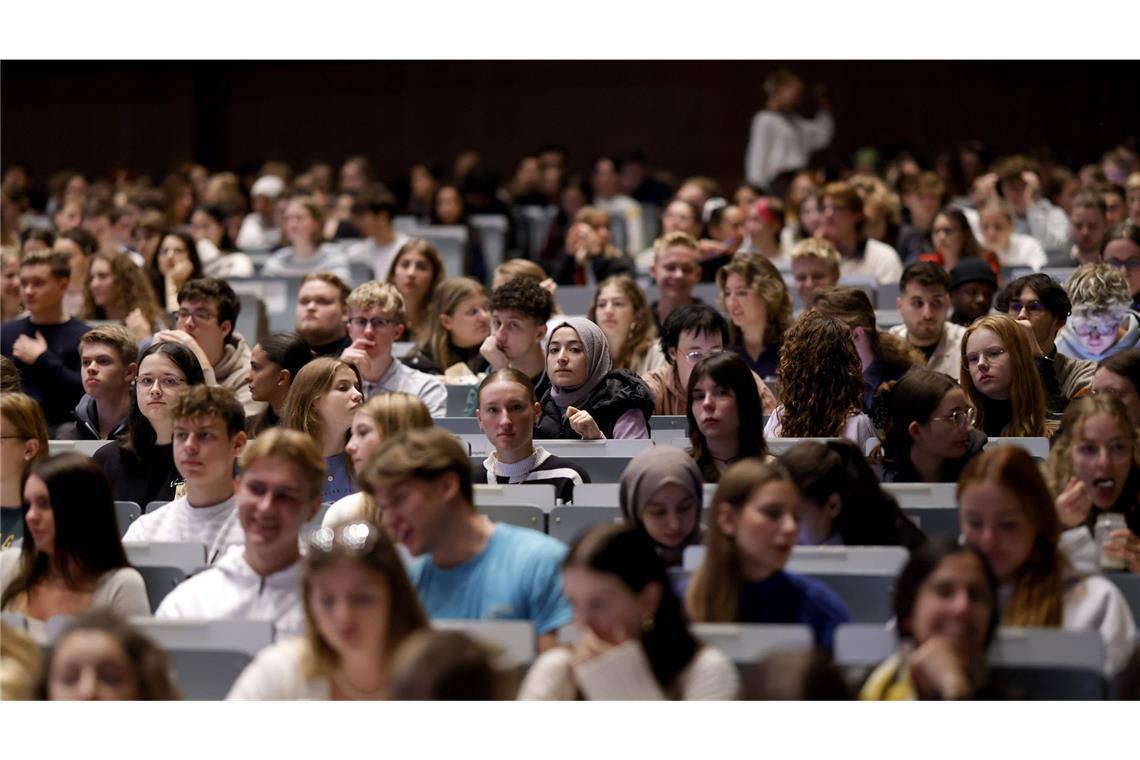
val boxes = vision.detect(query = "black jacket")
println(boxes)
[93,441,182,509]
[53,394,129,441]
[534,370,654,439]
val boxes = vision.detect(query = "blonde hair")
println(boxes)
[715,252,794,347]
[280,357,361,461]
[960,315,1046,437]
[1044,394,1140,514]
[494,258,547,285]
[359,427,474,508]
[1065,263,1132,315]
[653,230,700,259]
[0,392,49,468]
[790,237,841,270]
[347,280,406,325]
[239,427,327,501]
[421,277,488,370]
[352,393,434,524]
[79,324,138,366]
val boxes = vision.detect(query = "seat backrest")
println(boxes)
[834,623,895,667]
[414,226,467,279]
[446,385,474,417]
[548,506,623,544]
[114,501,142,537]
[437,417,484,434]
[649,415,688,431]
[985,437,1050,460]
[555,286,597,315]
[235,292,268,345]
[758,437,845,456]
[683,544,907,574]
[469,214,508,273]
[881,482,958,508]
[1107,572,1140,625]
[124,541,207,573]
[433,619,537,669]
[874,309,904,328]
[536,439,653,459]
[570,483,620,507]
[478,504,546,533]
[127,617,274,657]
[475,483,557,512]
[71,439,113,456]
[691,623,814,664]
[136,565,189,612]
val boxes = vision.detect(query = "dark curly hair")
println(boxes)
[490,276,553,324]
[775,311,864,437]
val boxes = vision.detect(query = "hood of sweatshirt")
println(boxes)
[1056,311,1140,362]
[214,332,253,387]
[71,394,128,439]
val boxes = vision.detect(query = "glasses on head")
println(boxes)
[1104,257,1140,272]
[304,520,382,558]
[1070,319,1120,338]
[177,308,219,324]
[348,316,395,331]
[1005,300,1047,315]
[964,346,1007,367]
[137,376,186,390]
[930,407,977,429]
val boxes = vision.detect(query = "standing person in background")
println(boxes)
[348,188,409,281]
[295,272,352,358]
[947,259,998,328]
[0,393,48,549]
[744,68,834,196]
[889,263,966,380]
[55,326,137,441]
[817,181,903,285]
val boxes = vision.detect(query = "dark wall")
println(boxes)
[3,60,1136,190]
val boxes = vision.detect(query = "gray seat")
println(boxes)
[1107,572,1140,625]
[114,501,142,537]
[136,565,189,612]
[474,483,557,512]
[519,205,558,260]
[691,623,814,664]
[414,226,467,279]
[446,385,474,417]
[478,504,546,533]
[470,214,509,274]
[235,292,268,345]
[548,506,624,543]
[437,417,484,434]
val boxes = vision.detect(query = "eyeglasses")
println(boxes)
[1070,319,1121,338]
[964,347,1007,367]
[348,316,395,331]
[682,348,724,363]
[176,308,219,324]
[1103,257,1140,272]
[137,376,186,390]
[1005,300,1047,315]
[1091,386,1136,399]
[930,407,976,429]
[304,520,382,558]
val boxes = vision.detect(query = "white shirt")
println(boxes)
[993,233,1047,271]
[227,637,331,700]
[122,493,244,565]
[347,232,410,281]
[838,239,904,285]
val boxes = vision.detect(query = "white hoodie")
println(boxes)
[122,494,243,565]
[155,545,303,638]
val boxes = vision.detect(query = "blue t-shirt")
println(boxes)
[410,523,572,634]
[737,570,851,650]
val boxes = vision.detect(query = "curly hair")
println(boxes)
[776,311,864,437]
[811,286,923,377]
[1065,263,1132,315]
[491,276,553,324]
[715,253,794,348]
[588,275,658,371]
[81,250,165,327]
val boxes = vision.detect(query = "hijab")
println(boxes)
[548,317,614,408]
[619,445,704,564]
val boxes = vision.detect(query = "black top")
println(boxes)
[879,430,989,485]
[93,441,183,509]
[1,507,22,551]
[471,452,591,504]
[309,334,352,358]
[402,343,489,377]
[1,315,90,427]
[534,370,654,440]
[552,252,635,286]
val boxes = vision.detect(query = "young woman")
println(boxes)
[552,206,636,286]
[763,310,877,450]
[876,368,987,483]
[535,317,654,440]
[920,206,999,275]
[588,275,665,374]
[687,352,767,483]
[717,253,793,379]
[781,439,925,549]
[261,197,351,282]
[685,459,851,649]
[0,453,150,620]
[38,610,180,700]
[519,524,739,700]
[245,332,314,436]
[619,445,704,567]
[859,538,1004,700]
[430,183,486,283]
[1045,395,1140,574]
[386,239,445,345]
[93,342,206,506]
[698,200,746,281]
[82,251,167,342]
[1,392,48,549]
[150,231,203,313]
[957,447,1137,675]
[402,277,491,380]
[227,520,430,700]
[194,203,254,279]
[1092,348,1140,426]
[743,196,787,267]
[960,314,1049,437]
[978,198,1047,270]
[474,369,589,504]
[323,392,434,528]
[281,357,364,504]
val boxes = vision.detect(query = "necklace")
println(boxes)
[333,671,386,699]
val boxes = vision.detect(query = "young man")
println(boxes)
[640,304,777,416]
[818,181,903,285]
[480,277,553,399]
[1102,222,1140,312]
[235,174,284,251]
[474,368,589,504]
[340,280,446,417]
[1102,183,1127,228]
[947,259,997,327]
[0,250,90,430]
[348,188,409,281]
[155,428,324,637]
[994,273,1096,398]
[123,385,247,564]
[648,231,703,328]
[295,271,352,357]
[153,276,260,416]
[896,172,945,261]
[362,427,572,650]
[888,263,965,379]
[56,325,137,440]
[993,156,1072,257]
[790,237,841,306]
[1068,190,1109,265]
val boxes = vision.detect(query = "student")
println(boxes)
[156,428,325,638]
[519,524,738,700]
[361,427,573,650]
[482,277,555,398]
[80,250,166,343]
[0,393,48,549]
[889,263,966,379]
[743,196,788,267]
[93,341,206,506]
[859,538,1005,700]
[389,629,509,700]
[876,368,986,484]
[235,174,284,251]
[764,311,876,450]
[587,275,666,375]
[1092,348,1140,426]
[340,280,446,417]
[322,393,434,528]
[995,272,1097,399]
[990,156,1072,256]
[52,228,98,317]
[782,439,925,548]
[55,325,137,441]
[685,459,851,649]
[687,352,767,483]
[386,239,445,346]
[957,447,1136,675]
[403,277,491,380]
[245,332,314,436]
[921,206,999,274]
[619,446,704,567]
[536,317,654,440]
[979,198,1047,270]
[818,180,903,285]
[150,231,203,313]
[295,272,352,358]
[227,520,429,700]
[1056,263,1140,363]
[1101,219,1140,311]
[553,206,636,286]
[348,188,409,281]
[895,172,945,262]
[947,259,998,327]
[789,237,841,307]
[122,386,248,564]
[0,453,150,620]
[960,314,1050,437]
[261,197,351,282]
[717,252,792,379]
[153,276,260,416]
[474,369,589,504]
[281,357,364,504]
[1045,395,1140,574]
[648,232,703,328]
[38,610,180,700]
[1,247,24,322]
[1068,190,1109,265]
[1,250,90,431]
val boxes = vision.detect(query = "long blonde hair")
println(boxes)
[281,358,362,452]
[420,277,487,370]
[353,393,434,523]
[960,315,1046,437]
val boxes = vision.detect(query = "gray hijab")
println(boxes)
[548,317,613,408]
[619,445,705,561]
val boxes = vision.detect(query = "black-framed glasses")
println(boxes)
[304,520,382,558]
[930,407,976,428]
[176,308,219,323]
[347,316,395,331]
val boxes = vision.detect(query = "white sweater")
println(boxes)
[122,494,243,565]
[838,239,904,285]
[227,637,331,700]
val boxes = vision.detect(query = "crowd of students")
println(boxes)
[2,125,1140,701]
